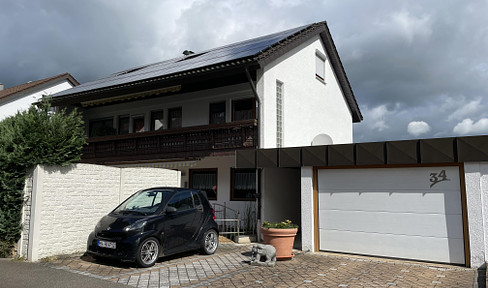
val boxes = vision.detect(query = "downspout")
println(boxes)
[244,67,262,242]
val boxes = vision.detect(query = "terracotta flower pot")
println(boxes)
[261,227,298,260]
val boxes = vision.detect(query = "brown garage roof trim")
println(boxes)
[236,135,488,168]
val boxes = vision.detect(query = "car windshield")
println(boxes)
[113,189,173,215]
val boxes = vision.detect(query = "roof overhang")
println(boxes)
[236,135,488,168]
[50,63,260,107]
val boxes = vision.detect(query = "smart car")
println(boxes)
[87,187,219,267]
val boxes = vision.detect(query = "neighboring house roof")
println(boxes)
[0,73,80,101]
[51,21,362,122]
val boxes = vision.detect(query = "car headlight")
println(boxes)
[95,220,103,231]
[124,220,147,232]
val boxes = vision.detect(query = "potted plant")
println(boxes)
[261,220,298,260]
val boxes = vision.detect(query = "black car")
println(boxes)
[87,187,219,267]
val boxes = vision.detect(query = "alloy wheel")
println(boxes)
[203,230,218,254]
[139,238,159,267]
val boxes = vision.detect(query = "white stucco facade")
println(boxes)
[0,81,75,120]
[463,162,488,268]
[74,31,357,240]
[300,167,315,253]
[257,35,353,148]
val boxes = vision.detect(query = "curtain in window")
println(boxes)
[234,171,255,190]
[192,173,216,190]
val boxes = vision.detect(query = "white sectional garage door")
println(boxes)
[317,166,465,264]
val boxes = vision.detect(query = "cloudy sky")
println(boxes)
[1,0,487,142]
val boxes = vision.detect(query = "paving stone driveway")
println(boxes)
[45,243,481,288]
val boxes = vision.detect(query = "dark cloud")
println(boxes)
[1,0,487,142]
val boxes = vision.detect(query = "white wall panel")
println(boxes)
[317,166,465,264]
[320,229,465,264]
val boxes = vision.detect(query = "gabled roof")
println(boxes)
[0,73,79,101]
[52,21,362,122]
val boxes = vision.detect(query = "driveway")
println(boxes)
[38,242,485,288]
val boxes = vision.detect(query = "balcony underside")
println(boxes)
[81,120,258,164]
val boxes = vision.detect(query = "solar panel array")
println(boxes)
[53,24,311,98]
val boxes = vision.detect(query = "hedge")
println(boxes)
[0,99,86,256]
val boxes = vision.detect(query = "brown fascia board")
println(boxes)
[65,73,80,86]
[50,61,258,106]
[255,22,325,67]
[256,22,362,123]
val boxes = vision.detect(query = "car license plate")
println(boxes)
[98,240,116,249]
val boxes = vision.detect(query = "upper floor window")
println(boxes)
[118,115,129,135]
[209,101,226,125]
[151,110,164,131]
[89,118,115,137]
[315,51,326,82]
[133,116,145,133]
[189,169,217,200]
[232,98,255,121]
[168,107,182,129]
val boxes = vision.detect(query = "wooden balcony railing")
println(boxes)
[82,119,258,163]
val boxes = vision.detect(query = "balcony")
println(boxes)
[82,119,258,164]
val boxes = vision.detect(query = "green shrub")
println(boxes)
[0,98,86,254]
[0,240,13,258]
[262,219,298,229]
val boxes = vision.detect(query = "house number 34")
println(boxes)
[429,169,450,188]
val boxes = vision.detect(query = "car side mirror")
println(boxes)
[166,206,177,213]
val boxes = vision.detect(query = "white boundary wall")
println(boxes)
[464,162,488,268]
[19,163,181,261]
[301,163,488,268]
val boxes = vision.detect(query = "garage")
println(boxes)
[317,166,466,264]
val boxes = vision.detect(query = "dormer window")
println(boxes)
[315,50,326,82]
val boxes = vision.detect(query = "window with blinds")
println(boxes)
[316,51,326,82]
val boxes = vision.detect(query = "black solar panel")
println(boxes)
[53,23,313,97]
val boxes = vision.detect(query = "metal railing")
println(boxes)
[213,202,258,242]
[213,203,240,241]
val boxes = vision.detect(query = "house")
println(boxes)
[0,73,79,120]
[235,136,488,268]
[50,21,362,235]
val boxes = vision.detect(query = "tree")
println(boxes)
[0,99,86,255]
